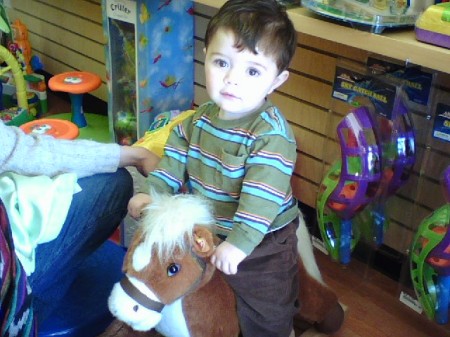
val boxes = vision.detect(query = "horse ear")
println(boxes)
[193,226,215,257]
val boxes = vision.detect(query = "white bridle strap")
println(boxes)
[120,277,165,313]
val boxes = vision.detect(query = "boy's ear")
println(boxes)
[268,70,289,95]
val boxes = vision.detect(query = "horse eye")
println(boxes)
[167,263,181,276]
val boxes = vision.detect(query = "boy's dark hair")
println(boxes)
[204,0,297,73]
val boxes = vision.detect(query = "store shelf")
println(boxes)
[194,0,450,74]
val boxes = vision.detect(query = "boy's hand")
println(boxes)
[211,241,247,275]
[128,193,152,219]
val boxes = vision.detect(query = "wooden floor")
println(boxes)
[314,250,450,337]
[44,92,450,337]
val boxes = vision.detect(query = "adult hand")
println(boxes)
[128,193,152,219]
[119,146,160,177]
[211,241,247,275]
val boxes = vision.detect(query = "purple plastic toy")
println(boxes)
[381,98,416,196]
[326,106,382,264]
[327,107,382,220]
[443,165,450,203]
[370,98,416,245]
[411,165,450,325]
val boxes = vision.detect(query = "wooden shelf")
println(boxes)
[194,0,450,74]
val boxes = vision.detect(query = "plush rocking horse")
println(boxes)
[104,192,345,337]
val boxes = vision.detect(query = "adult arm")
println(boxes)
[0,121,158,178]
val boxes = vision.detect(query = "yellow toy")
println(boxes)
[133,109,195,157]
[415,2,450,49]
[0,45,32,126]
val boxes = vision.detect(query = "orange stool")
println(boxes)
[20,118,79,140]
[48,71,110,142]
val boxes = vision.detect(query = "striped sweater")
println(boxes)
[146,100,299,254]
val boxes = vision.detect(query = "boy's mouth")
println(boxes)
[221,91,239,100]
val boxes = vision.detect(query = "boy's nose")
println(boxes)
[224,69,238,85]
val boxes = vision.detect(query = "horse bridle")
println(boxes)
[120,277,165,313]
[119,249,208,313]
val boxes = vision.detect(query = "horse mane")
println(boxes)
[134,191,215,269]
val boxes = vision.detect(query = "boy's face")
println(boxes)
[204,28,289,120]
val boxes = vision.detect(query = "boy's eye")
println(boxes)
[214,59,228,68]
[248,68,260,77]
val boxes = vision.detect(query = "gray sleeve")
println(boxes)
[0,121,121,178]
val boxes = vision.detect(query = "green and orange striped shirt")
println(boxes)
[146,100,299,254]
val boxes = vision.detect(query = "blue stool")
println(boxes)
[38,240,126,337]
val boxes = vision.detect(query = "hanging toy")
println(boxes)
[317,106,382,264]
[410,165,450,324]
[368,97,416,246]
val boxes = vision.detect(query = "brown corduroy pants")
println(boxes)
[223,218,300,337]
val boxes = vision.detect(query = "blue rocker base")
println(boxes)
[38,240,126,337]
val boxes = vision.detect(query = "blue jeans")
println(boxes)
[28,168,133,323]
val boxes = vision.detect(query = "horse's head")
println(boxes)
[108,192,217,331]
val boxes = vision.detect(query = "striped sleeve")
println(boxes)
[144,115,195,194]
